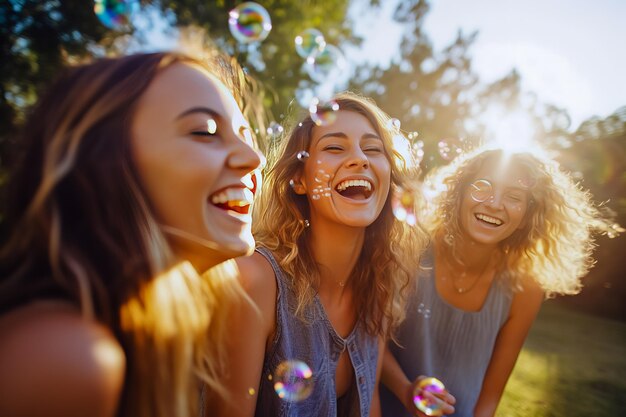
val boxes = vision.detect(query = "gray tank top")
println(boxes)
[254,248,379,417]
[380,249,513,417]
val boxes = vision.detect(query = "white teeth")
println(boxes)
[336,179,373,192]
[475,213,503,226]
[210,188,254,207]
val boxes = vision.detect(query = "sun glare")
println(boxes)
[480,104,539,154]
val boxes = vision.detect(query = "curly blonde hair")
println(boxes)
[253,92,429,338]
[423,145,621,297]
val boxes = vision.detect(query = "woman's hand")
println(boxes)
[403,376,456,417]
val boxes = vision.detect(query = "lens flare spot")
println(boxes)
[437,138,463,161]
[392,187,418,226]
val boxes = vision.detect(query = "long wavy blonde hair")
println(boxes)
[0,51,258,417]
[253,92,429,338]
[423,145,621,297]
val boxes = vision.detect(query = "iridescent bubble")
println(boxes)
[273,360,314,402]
[437,138,463,161]
[469,179,492,203]
[392,187,417,226]
[413,377,446,416]
[228,2,272,44]
[295,28,326,58]
[267,121,284,138]
[305,44,347,83]
[297,151,310,162]
[295,87,316,109]
[309,98,340,126]
[387,118,401,132]
[93,0,137,29]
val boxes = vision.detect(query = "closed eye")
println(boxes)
[191,118,218,137]
[506,193,523,202]
[323,145,343,151]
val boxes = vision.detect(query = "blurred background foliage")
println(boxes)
[1,0,624,320]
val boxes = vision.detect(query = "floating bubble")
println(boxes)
[437,138,463,161]
[273,360,314,402]
[305,44,347,83]
[295,28,326,58]
[387,118,401,132]
[295,88,316,109]
[309,98,340,126]
[228,2,272,44]
[297,151,310,162]
[412,140,425,165]
[413,377,446,416]
[469,179,492,203]
[392,187,417,226]
[267,121,284,138]
[93,0,137,29]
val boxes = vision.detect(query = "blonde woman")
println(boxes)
[0,51,262,417]
[205,92,452,417]
[380,146,621,417]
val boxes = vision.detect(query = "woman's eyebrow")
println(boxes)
[175,106,220,121]
[317,132,381,141]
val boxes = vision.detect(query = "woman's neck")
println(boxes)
[437,233,498,272]
[309,221,365,292]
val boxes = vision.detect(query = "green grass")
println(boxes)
[496,300,626,416]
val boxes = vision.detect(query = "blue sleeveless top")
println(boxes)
[380,250,513,417]
[255,248,379,417]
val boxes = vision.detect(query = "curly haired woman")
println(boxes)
[205,92,452,417]
[381,146,621,417]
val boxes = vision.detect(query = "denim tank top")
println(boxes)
[254,247,379,417]
[380,249,513,417]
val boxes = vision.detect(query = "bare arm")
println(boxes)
[474,281,544,417]
[0,304,126,417]
[204,252,277,417]
[381,345,456,416]
[381,345,413,410]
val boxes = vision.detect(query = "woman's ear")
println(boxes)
[290,172,307,195]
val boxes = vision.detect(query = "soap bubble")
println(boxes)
[93,0,137,29]
[305,44,347,84]
[413,377,446,416]
[228,2,272,44]
[267,121,284,138]
[297,151,310,162]
[273,360,314,402]
[309,98,339,126]
[295,28,326,58]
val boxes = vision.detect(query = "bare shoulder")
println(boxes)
[235,250,277,305]
[510,277,544,318]
[0,302,126,417]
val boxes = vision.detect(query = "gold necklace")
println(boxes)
[447,258,492,294]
